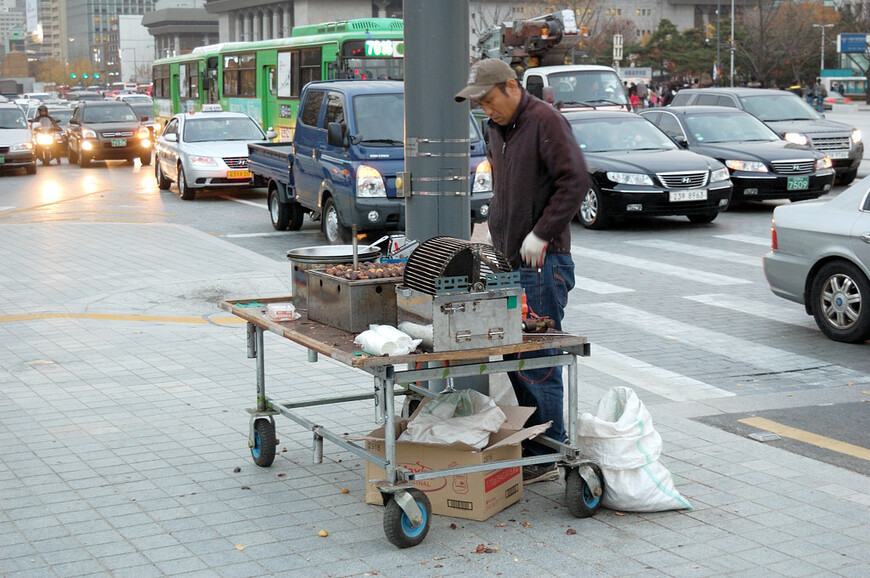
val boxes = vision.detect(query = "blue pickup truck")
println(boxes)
[248,80,493,244]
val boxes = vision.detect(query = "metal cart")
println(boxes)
[219,297,603,548]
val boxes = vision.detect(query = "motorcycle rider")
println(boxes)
[32,104,62,165]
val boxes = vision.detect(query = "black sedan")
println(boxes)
[639,106,836,204]
[564,110,733,229]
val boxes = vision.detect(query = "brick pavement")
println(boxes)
[0,222,867,577]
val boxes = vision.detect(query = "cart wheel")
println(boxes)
[250,419,276,467]
[383,489,431,548]
[565,465,604,518]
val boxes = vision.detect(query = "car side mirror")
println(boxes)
[266,127,277,139]
[164,133,177,143]
[327,121,347,147]
[674,136,689,148]
[542,86,555,104]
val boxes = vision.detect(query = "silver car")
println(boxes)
[762,178,870,343]
[154,108,275,200]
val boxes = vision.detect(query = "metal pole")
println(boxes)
[716,0,721,86]
[821,27,825,72]
[730,0,735,86]
[404,0,471,242]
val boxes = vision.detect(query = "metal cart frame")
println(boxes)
[220,297,603,548]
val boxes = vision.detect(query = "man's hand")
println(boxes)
[520,232,548,268]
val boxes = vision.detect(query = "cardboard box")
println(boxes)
[362,406,549,521]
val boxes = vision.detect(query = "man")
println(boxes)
[455,59,589,484]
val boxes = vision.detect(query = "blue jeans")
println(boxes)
[506,252,575,459]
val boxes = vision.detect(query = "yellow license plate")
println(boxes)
[227,170,252,179]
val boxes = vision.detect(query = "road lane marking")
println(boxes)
[739,417,870,461]
[0,206,14,211]
[574,302,829,374]
[223,231,294,238]
[574,275,634,294]
[581,345,734,400]
[0,312,244,325]
[626,239,762,267]
[571,246,751,285]
[714,234,771,247]
[0,189,112,217]
[219,195,267,208]
[685,294,817,329]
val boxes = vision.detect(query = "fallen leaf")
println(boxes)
[494,522,507,527]
[449,523,457,530]
[434,564,442,568]
[521,521,531,527]
[614,511,625,516]
[786,394,792,397]
[278,473,286,478]
[233,467,241,473]
[566,528,577,535]
[341,488,350,494]
[317,530,328,537]
[240,485,250,490]
[282,447,288,452]
[235,545,245,551]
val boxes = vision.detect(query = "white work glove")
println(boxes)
[520,232,548,268]
[486,227,493,245]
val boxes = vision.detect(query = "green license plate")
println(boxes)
[787,176,809,191]
[0,154,4,163]
[111,138,127,147]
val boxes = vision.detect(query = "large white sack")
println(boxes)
[577,386,691,512]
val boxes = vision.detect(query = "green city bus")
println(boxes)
[152,18,404,141]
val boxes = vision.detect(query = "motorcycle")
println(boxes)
[31,121,63,166]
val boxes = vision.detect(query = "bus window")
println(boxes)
[223,53,256,97]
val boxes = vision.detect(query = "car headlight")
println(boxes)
[188,156,217,167]
[10,142,33,152]
[473,159,492,193]
[725,160,768,173]
[852,129,862,144]
[357,165,386,197]
[82,128,97,139]
[137,127,150,139]
[816,156,833,170]
[35,132,55,145]
[606,172,654,186]
[710,167,730,182]
[783,132,809,146]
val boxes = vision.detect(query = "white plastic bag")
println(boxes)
[577,386,691,512]
[399,390,507,449]
[354,324,422,356]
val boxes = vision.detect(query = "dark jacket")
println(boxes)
[486,90,589,269]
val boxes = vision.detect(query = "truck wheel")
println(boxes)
[269,187,290,230]
[288,203,305,231]
[322,197,351,244]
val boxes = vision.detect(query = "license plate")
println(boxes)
[111,138,126,147]
[227,170,252,179]
[827,150,849,159]
[0,155,4,164]
[787,176,809,191]
[669,189,707,202]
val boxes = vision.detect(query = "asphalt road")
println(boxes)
[1,107,868,477]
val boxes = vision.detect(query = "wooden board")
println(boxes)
[219,297,588,369]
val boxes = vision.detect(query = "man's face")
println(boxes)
[474,80,520,126]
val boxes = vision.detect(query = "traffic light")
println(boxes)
[82,73,89,79]
[94,73,100,79]
[71,73,77,79]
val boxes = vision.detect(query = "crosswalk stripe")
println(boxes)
[575,302,829,374]
[626,239,762,267]
[580,345,734,400]
[574,275,634,294]
[0,206,15,212]
[572,246,751,286]
[714,233,771,247]
[685,294,817,329]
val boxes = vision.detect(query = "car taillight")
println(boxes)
[770,218,777,250]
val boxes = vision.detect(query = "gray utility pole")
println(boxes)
[403,0,471,242]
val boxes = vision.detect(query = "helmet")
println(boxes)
[37,104,48,114]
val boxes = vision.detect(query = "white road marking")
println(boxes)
[222,231,294,238]
[219,195,267,209]
[626,239,762,267]
[685,294,817,329]
[580,345,734,400]
[714,233,771,247]
[572,246,751,285]
[574,275,634,294]
[0,206,15,211]
[577,302,828,373]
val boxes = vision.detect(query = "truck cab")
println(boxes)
[523,65,631,112]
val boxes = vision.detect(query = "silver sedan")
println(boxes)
[154,109,274,200]
[762,178,870,342]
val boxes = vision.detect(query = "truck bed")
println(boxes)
[248,142,294,186]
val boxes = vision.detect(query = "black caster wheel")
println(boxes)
[383,489,431,548]
[565,464,604,518]
[250,418,276,467]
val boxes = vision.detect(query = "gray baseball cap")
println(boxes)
[454,59,517,102]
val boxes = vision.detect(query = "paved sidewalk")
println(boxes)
[1,222,867,577]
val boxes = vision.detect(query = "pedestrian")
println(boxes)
[454,59,589,484]
[635,80,648,109]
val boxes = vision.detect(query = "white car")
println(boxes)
[762,178,870,343]
[154,108,275,200]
